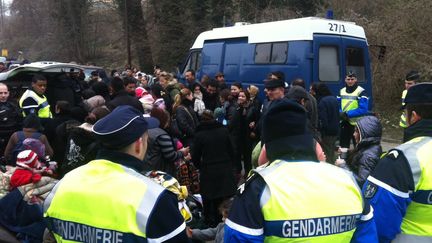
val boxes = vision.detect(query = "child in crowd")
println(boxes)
[9,150,49,189]
[187,198,233,243]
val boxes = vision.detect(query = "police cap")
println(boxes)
[92,105,159,149]
[347,70,356,78]
[405,70,420,82]
[404,82,432,104]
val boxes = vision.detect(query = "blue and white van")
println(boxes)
[179,17,373,108]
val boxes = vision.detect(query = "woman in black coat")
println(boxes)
[229,90,260,178]
[191,110,236,228]
[173,88,199,147]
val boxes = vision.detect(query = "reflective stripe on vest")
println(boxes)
[340,86,364,125]
[396,137,432,237]
[399,90,408,128]
[399,113,407,128]
[44,160,165,242]
[255,160,363,242]
[19,89,52,118]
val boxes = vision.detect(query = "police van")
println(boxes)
[179,17,373,107]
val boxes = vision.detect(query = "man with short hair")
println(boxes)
[225,99,377,242]
[286,85,309,107]
[339,71,369,148]
[19,74,52,119]
[107,77,144,113]
[399,70,419,128]
[44,106,189,242]
[185,69,201,90]
[88,70,100,87]
[363,82,432,242]
[0,83,22,157]
[203,80,220,111]
[123,77,137,96]
[215,72,228,91]
[126,68,134,78]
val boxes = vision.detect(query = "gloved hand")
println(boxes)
[340,112,349,121]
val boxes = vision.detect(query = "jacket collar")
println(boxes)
[345,83,358,93]
[403,119,432,142]
[96,149,144,172]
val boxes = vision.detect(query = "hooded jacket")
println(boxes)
[341,116,382,186]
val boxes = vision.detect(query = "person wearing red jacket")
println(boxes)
[10,150,43,189]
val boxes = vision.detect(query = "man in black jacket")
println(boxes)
[0,83,22,158]
[107,77,144,113]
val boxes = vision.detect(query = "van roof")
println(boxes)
[191,17,367,49]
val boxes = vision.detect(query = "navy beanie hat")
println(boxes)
[262,99,316,161]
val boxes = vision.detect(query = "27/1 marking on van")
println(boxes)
[328,23,347,33]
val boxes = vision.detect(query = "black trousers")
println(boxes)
[339,120,355,148]
[233,136,253,176]
[202,196,225,228]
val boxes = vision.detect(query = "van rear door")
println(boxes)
[313,34,372,108]
[312,34,343,95]
[342,36,373,109]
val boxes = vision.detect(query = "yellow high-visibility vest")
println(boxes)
[19,89,52,118]
[340,86,364,125]
[256,160,364,242]
[399,90,408,128]
[43,160,166,242]
[394,137,432,242]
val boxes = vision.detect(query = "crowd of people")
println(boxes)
[0,65,430,242]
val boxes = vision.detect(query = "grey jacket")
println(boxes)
[191,222,224,243]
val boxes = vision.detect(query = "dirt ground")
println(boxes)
[370,101,403,148]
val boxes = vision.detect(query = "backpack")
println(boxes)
[61,127,99,177]
[11,131,42,164]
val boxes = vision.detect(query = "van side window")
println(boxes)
[255,42,287,64]
[346,47,365,82]
[255,43,271,63]
[183,51,202,75]
[319,46,340,82]
[271,43,288,63]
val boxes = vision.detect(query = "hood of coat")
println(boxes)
[356,116,382,148]
[168,79,179,86]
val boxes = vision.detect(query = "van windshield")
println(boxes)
[183,51,201,75]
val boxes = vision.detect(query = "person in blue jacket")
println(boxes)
[339,71,369,148]
[224,98,377,242]
[362,82,432,243]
